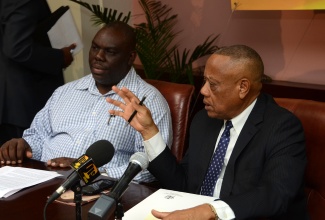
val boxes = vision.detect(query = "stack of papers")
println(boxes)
[123,188,217,220]
[0,166,62,198]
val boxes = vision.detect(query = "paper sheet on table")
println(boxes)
[47,8,83,55]
[123,188,217,220]
[0,166,62,198]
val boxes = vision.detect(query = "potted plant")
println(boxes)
[70,0,219,85]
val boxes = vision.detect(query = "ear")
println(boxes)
[238,78,250,99]
[128,50,137,65]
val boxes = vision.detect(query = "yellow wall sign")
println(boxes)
[231,0,325,10]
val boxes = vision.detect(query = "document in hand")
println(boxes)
[47,6,83,55]
[123,188,217,220]
[0,166,62,198]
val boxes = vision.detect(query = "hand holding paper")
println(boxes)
[47,7,83,56]
[123,189,217,220]
[62,43,77,68]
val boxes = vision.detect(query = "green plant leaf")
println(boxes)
[69,0,131,25]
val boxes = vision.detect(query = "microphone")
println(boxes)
[47,140,115,204]
[109,151,149,200]
[88,152,149,219]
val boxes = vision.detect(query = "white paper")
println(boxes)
[123,188,217,220]
[47,9,83,55]
[0,166,62,198]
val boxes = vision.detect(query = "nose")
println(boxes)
[95,49,105,61]
[200,80,209,96]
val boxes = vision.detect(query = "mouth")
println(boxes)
[203,100,212,110]
[91,64,106,74]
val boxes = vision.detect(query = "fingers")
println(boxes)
[110,86,129,106]
[1,141,12,164]
[69,43,77,50]
[106,97,128,121]
[108,86,143,111]
[112,86,140,105]
[0,143,5,164]
[0,138,29,164]
[151,209,169,219]
[107,86,142,119]
[107,96,127,112]
[68,43,77,55]
[62,43,76,68]
[47,157,75,167]
[107,85,159,139]
[17,139,32,162]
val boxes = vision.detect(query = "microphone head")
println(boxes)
[86,140,115,167]
[129,152,149,170]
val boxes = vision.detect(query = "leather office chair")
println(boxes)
[275,98,325,220]
[145,79,195,162]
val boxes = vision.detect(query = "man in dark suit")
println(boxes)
[0,0,76,145]
[108,45,308,219]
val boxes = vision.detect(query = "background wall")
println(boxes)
[163,0,325,86]
[48,0,325,86]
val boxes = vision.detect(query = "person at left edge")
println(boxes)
[0,21,172,183]
[0,0,76,145]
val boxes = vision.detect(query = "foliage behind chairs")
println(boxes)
[69,0,131,25]
[70,0,219,85]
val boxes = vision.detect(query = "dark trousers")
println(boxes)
[0,124,26,146]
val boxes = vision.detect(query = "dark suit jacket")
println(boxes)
[149,93,308,220]
[0,0,65,128]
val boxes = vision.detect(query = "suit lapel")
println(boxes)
[194,116,223,193]
[220,94,267,198]
[200,120,223,172]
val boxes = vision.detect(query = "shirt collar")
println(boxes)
[74,67,137,96]
[228,98,257,135]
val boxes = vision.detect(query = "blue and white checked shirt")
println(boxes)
[23,68,173,182]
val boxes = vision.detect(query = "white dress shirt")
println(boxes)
[143,99,257,219]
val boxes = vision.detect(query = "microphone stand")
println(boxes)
[88,194,124,219]
[71,182,83,220]
[115,202,124,220]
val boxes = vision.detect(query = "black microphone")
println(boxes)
[47,140,115,204]
[109,151,149,200]
[88,152,149,219]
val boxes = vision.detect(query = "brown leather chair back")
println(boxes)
[145,79,195,162]
[275,98,325,220]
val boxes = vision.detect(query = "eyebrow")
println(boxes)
[204,76,219,83]
[91,42,117,51]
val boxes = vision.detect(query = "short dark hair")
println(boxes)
[215,45,264,78]
[104,21,136,51]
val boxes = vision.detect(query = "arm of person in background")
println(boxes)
[1,0,75,74]
[22,87,77,168]
[0,89,59,165]
[0,137,76,167]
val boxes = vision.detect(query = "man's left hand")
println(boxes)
[151,204,217,220]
